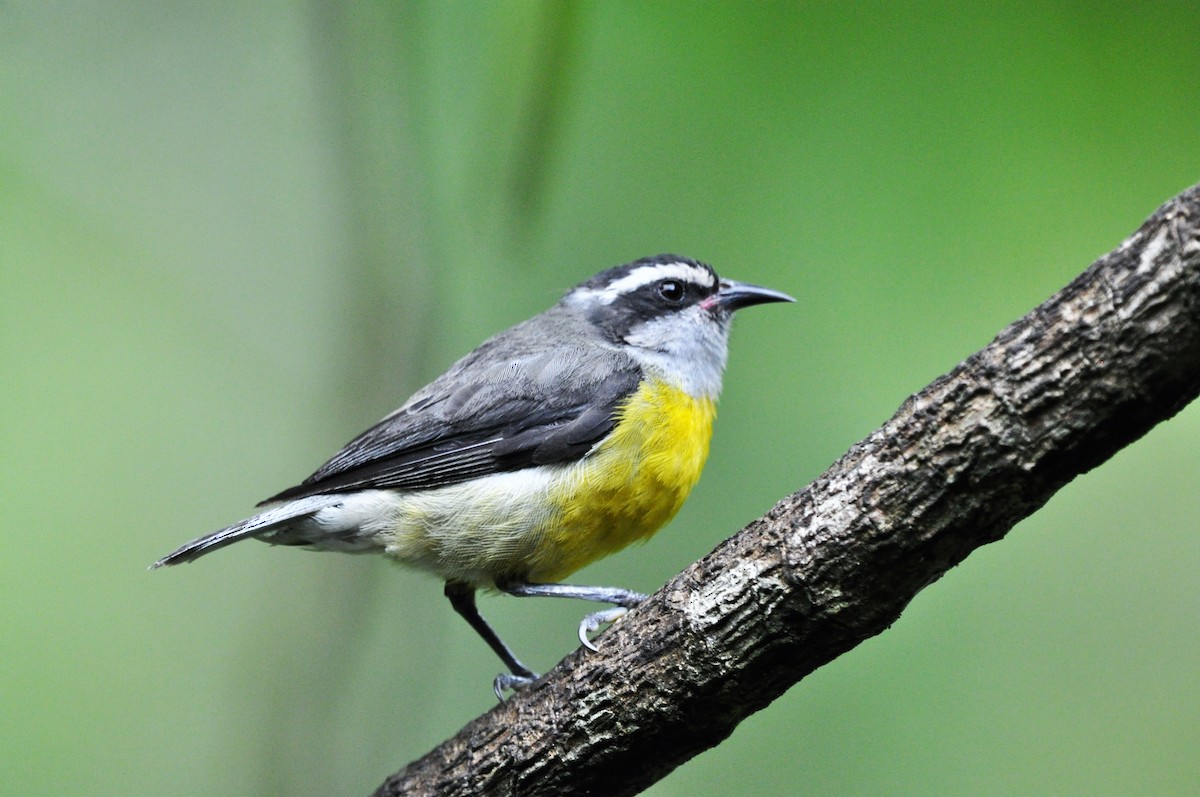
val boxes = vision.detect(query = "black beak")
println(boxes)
[716,279,795,312]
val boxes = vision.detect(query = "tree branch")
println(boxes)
[375,184,1200,797]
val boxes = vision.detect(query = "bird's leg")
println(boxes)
[498,581,648,652]
[443,581,538,700]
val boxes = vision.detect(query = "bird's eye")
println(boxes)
[657,280,686,303]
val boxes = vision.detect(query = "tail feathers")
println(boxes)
[150,494,346,569]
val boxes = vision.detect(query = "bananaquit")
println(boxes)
[154,255,792,695]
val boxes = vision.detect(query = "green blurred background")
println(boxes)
[3,2,1198,795]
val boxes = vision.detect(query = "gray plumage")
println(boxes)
[264,303,643,503]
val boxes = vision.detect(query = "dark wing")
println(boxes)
[260,345,640,504]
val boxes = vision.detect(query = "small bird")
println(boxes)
[153,255,792,696]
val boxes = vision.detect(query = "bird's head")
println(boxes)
[564,255,793,398]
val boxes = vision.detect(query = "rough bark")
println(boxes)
[374,184,1200,797]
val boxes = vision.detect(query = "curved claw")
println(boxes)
[493,671,539,701]
[577,606,631,652]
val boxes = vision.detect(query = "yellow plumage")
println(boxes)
[378,377,716,587]
[534,378,716,581]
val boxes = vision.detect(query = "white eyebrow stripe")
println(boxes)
[570,262,714,305]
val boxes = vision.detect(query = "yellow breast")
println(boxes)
[529,377,717,582]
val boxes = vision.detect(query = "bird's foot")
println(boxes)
[577,606,632,652]
[493,671,539,701]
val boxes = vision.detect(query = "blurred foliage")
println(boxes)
[3,2,1198,795]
